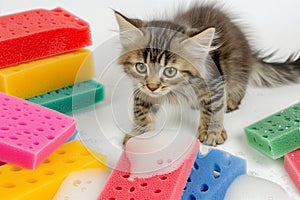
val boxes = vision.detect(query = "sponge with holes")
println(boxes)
[27,80,104,114]
[244,102,300,159]
[98,139,200,200]
[0,7,91,69]
[284,148,300,192]
[0,49,94,99]
[53,168,109,200]
[0,92,76,169]
[0,140,106,200]
[181,149,246,200]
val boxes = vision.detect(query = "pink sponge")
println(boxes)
[284,149,300,191]
[0,7,91,69]
[98,139,200,200]
[0,92,76,169]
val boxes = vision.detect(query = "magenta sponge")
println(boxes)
[0,92,76,169]
[0,7,91,68]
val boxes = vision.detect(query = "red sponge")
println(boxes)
[0,7,91,69]
[284,149,300,191]
[98,139,200,200]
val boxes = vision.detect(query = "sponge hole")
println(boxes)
[213,164,221,178]
[1,183,16,189]
[46,135,55,140]
[10,166,22,172]
[200,184,209,193]
[188,195,196,200]
[43,170,54,175]
[114,186,122,191]
[43,159,51,164]
[26,178,38,183]
[159,176,168,181]
[0,127,9,131]
[56,150,66,155]
[122,174,130,179]
[140,182,148,187]
[193,162,199,170]
[129,186,135,192]
[154,189,162,194]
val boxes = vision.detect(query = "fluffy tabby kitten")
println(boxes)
[114,4,300,146]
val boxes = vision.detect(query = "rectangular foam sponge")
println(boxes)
[98,140,200,200]
[0,92,76,169]
[27,80,104,114]
[0,7,91,69]
[0,140,106,200]
[244,102,300,159]
[0,49,94,99]
[181,149,246,200]
[284,149,300,192]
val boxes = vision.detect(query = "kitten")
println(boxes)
[114,4,300,146]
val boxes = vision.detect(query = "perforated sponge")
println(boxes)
[245,102,300,159]
[0,92,76,169]
[53,168,109,200]
[0,140,106,200]
[181,149,246,200]
[285,149,300,192]
[0,7,91,69]
[98,139,200,200]
[0,49,94,99]
[27,80,104,114]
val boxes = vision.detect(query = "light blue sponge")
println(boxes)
[181,149,247,200]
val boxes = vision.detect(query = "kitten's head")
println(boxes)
[115,11,215,98]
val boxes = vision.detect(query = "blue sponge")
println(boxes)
[181,149,247,200]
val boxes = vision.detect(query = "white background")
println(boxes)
[1,0,300,199]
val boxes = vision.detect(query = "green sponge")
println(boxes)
[244,102,300,159]
[27,80,104,114]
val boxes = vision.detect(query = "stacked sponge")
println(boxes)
[0,7,104,114]
[0,8,107,199]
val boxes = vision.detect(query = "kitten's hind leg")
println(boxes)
[123,92,158,146]
[226,81,247,113]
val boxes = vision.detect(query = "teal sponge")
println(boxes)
[27,80,104,114]
[244,102,300,159]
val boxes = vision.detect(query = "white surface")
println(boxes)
[224,175,291,200]
[1,0,300,199]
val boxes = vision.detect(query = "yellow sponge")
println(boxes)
[0,49,94,99]
[0,140,106,200]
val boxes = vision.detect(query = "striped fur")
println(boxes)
[115,4,300,146]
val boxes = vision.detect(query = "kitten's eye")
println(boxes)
[163,67,177,78]
[135,63,147,74]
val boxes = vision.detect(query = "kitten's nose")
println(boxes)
[146,83,160,92]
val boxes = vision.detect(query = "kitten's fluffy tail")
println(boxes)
[250,54,300,87]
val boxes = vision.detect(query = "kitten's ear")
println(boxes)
[114,11,144,49]
[182,27,216,50]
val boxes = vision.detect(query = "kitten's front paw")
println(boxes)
[198,126,227,146]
